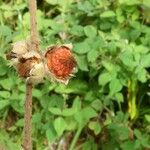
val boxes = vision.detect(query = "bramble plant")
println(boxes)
[0,0,150,150]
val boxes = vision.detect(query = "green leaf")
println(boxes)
[87,49,99,62]
[91,100,103,111]
[145,115,150,123]
[70,25,84,36]
[98,72,112,86]
[121,141,135,150]
[49,107,62,115]
[0,91,10,99]
[141,53,150,68]
[75,55,88,71]
[101,61,116,72]
[115,93,124,102]
[32,89,42,98]
[136,68,147,83]
[109,79,122,95]
[0,100,10,110]
[65,118,77,130]
[0,78,13,90]
[84,25,97,37]
[46,128,57,142]
[62,108,77,116]
[100,11,116,18]
[134,129,142,139]
[15,119,24,127]
[120,50,136,68]
[74,107,97,126]
[46,0,58,5]
[88,121,101,135]
[73,42,91,54]
[54,117,67,136]
[119,0,141,5]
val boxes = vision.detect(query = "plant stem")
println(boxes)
[29,0,39,51]
[69,126,83,150]
[127,79,138,120]
[22,0,39,150]
[22,84,33,150]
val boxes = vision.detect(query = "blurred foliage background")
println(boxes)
[0,0,150,149]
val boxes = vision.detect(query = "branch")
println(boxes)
[22,0,39,150]
[22,84,33,150]
[29,0,39,51]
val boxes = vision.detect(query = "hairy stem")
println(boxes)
[22,84,33,150]
[22,0,39,150]
[29,0,39,51]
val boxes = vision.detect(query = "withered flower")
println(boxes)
[6,41,45,85]
[6,40,29,68]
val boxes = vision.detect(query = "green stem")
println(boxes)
[69,126,83,150]
[127,79,138,120]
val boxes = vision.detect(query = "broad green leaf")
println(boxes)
[62,108,77,116]
[134,129,142,139]
[15,119,24,127]
[115,93,124,102]
[54,80,88,94]
[100,11,115,18]
[120,50,136,68]
[121,141,135,150]
[70,25,84,36]
[119,0,141,5]
[0,100,10,110]
[46,128,57,142]
[32,113,42,124]
[88,121,101,135]
[135,45,149,54]
[54,117,67,136]
[72,96,82,110]
[74,107,97,126]
[75,55,88,71]
[140,53,150,68]
[0,25,12,36]
[78,1,94,13]
[136,68,147,83]
[0,78,13,90]
[73,42,91,54]
[101,61,116,72]
[98,72,112,86]
[109,79,122,95]
[91,100,103,111]
[84,25,97,37]
[46,0,58,5]
[32,89,42,98]
[0,91,10,99]
[145,115,150,123]
[65,118,77,130]
[49,107,62,115]
[87,49,99,62]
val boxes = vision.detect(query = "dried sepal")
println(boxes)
[16,51,45,85]
[11,40,29,55]
[6,40,30,68]
[44,44,76,84]
[26,62,45,84]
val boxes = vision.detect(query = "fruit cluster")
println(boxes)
[6,41,76,85]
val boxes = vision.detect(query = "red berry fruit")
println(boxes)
[45,44,76,84]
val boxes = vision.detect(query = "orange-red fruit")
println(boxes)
[45,46,76,81]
